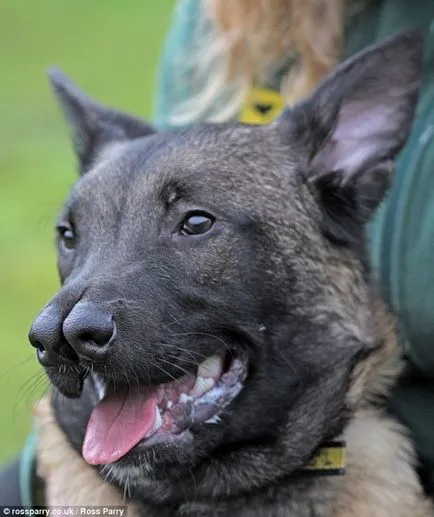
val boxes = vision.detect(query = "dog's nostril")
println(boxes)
[36,347,46,362]
[63,302,115,361]
[35,343,56,368]
[29,305,71,367]
[80,328,113,348]
[33,341,45,353]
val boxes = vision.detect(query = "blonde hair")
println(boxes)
[169,0,357,128]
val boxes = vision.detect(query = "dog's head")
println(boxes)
[29,32,423,502]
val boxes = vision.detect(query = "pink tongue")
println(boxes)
[83,388,158,465]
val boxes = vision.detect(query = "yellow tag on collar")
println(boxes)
[239,87,285,125]
[301,441,347,476]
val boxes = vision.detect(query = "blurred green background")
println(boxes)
[0,0,175,463]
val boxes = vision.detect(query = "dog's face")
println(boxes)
[29,32,422,502]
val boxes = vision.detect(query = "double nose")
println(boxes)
[29,301,115,365]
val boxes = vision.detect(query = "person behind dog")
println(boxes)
[154,0,434,498]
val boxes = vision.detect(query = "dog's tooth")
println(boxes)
[205,415,221,424]
[92,374,106,401]
[167,400,173,409]
[154,406,163,430]
[179,392,193,404]
[191,376,215,397]
[197,355,224,379]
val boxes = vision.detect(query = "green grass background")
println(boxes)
[0,0,175,464]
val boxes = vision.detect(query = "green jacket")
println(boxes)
[155,0,434,494]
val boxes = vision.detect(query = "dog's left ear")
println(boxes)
[49,68,155,175]
[279,30,424,245]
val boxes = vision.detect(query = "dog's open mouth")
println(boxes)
[83,350,248,465]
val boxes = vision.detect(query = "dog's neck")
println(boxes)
[138,458,346,517]
[137,411,427,517]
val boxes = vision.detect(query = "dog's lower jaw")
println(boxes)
[102,464,173,506]
[38,299,431,516]
[35,395,433,517]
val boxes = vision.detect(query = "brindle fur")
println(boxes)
[31,31,433,516]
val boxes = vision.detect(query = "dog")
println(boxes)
[28,30,434,516]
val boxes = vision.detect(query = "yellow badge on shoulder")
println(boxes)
[239,87,285,125]
[301,441,347,476]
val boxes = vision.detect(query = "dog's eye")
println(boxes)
[57,224,76,250]
[180,213,214,236]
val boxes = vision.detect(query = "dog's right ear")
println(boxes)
[277,30,423,246]
[49,68,155,175]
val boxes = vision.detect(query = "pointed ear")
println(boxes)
[48,68,155,175]
[280,30,424,245]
